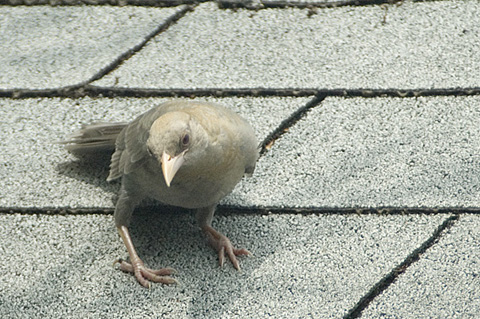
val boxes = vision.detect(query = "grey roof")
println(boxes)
[1,1,479,318]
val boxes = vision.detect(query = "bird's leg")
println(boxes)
[116,225,177,288]
[197,206,250,270]
[113,183,176,287]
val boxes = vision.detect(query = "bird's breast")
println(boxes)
[136,159,245,209]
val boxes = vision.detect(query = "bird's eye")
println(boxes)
[181,133,190,146]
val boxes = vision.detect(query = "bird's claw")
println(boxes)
[218,244,251,270]
[115,258,178,288]
[203,227,250,270]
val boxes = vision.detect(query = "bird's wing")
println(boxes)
[107,105,172,181]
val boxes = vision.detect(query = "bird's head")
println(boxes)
[146,112,198,187]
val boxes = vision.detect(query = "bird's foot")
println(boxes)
[202,225,250,270]
[115,258,177,288]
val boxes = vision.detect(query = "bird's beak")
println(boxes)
[161,151,186,187]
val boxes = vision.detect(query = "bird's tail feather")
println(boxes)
[58,122,127,157]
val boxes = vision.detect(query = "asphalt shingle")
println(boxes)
[0,6,185,89]
[0,1,478,318]
[362,214,480,318]
[0,96,311,208]
[0,213,450,318]
[229,95,480,208]
[95,1,480,89]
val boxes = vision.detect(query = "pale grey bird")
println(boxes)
[61,100,259,287]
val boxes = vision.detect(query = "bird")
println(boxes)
[61,100,259,287]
